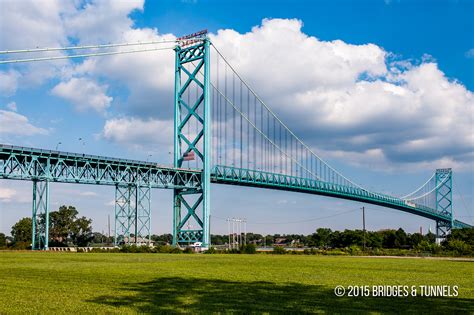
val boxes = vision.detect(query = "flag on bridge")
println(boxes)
[182,151,195,161]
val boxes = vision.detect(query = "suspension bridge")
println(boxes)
[0,31,471,250]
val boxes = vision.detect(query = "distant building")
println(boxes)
[274,238,288,246]
[120,236,154,246]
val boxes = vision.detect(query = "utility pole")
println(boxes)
[227,218,231,249]
[244,219,247,245]
[108,214,111,244]
[362,206,366,251]
[232,218,235,249]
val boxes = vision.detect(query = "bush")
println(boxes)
[241,244,256,254]
[348,245,362,255]
[445,239,472,256]
[415,240,441,254]
[205,247,217,254]
[12,241,30,250]
[290,250,303,255]
[120,245,155,253]
[324,249,348,256]
[170,247,182,254]
[272,246,286,254]
[183,247,194,254]
[156,245,175,253]
[303,248,320,255]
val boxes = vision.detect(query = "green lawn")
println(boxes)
[0,252,472,314]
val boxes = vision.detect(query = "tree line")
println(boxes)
[0,205,472,256]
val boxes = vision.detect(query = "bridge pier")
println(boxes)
[31,180,49,250]
[114,184,151,246]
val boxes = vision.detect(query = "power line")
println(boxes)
[0,46,175,64]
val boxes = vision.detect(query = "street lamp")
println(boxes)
[55,142,62,150]
[78,138,85,152]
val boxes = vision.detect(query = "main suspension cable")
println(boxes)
[0,39,177,55]
[0,46,175,64]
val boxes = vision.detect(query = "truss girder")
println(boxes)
[0,144,201,189]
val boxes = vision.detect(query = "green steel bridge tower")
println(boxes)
[173,37,212,247]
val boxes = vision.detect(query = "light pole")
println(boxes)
[362,206,366,251]
[55,142,62,150]
[78,138,85,152]
[243,219,247,245]
[227,218,231,250]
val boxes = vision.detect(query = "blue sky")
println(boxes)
[138,0,474,89]
[0,0,473,236]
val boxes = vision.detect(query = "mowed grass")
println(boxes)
[0,252,473,314]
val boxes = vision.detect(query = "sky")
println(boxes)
[0,0,473,236]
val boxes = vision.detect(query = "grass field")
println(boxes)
[0,252,473,314]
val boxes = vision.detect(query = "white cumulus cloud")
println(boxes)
[102,117,174,149]
[0,110,48,136]
[0,70,20,96]
[51,78,112,113]
[208,19,474,170]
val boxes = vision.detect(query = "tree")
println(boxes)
[152,233,173,245]
[380,230,397,248]
[409,233,424,248]
[425,232,436,243]
[448,228,474,245]
[367,231,383,248]
[0,233,6,247]
[46,206,79,244]
[394,228,408,248]
[41,205,93,246]
[310,228,332,247]
[444,239,472,256]
[71,216,93,246]
[11,217,32,243]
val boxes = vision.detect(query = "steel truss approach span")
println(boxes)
[0,144,202,249]
[0,144,201,188]
[0,32,472,249]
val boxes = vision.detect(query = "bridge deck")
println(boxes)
[211,165,472,228]
[0,144,471,229]
[0,144,201,189]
